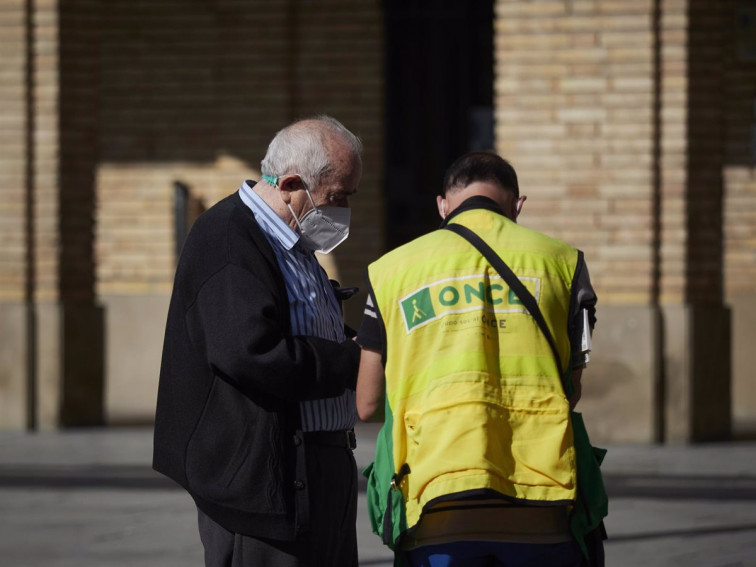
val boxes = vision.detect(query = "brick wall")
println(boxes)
[294,1,384,323]
[92,1,384,421]
[0,0,64,429]
[94,1,384,315]
[659,0,687,305]
[494,0,657,304]
[724,0,756,295]
[493,0,745,307]
[0,0,26,302]
[685,0,725,304]
[724,170,756,294]
[723,0,756,428]
[492,0,749,440]
[95,1,289,296]
[0,0,28,428]
[32,0,60,303]
[5,0,750,429]
[0,0,61,303]
[58,0,99,303]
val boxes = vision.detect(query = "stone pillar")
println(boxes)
[0,0,104,429]
[661,0,730,442]
[0,0,63,430]
[723,1,756,435]
[0,0,32,429]
[493,0,732,442]
[56,0,104,426]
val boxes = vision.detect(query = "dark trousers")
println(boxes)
[404,540,584,567]
[197,443,358,567]
[403,527,605,567]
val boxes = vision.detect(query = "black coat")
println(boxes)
[152,191,360,539]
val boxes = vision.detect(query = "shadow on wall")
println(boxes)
[98,3,297,166]
[80,1,384,426]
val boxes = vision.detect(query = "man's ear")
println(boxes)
[277,174,303,205]
[514,195,527,220]
[436,195,447,219]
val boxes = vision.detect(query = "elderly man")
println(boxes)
[153,116,363,567]
[357,152,606,566]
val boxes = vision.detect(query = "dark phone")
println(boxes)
[333,286,359,301]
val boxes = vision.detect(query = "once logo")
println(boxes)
[399,275,540,333]
[400,288,436,331]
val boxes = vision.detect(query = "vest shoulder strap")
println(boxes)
[444,223,565,380]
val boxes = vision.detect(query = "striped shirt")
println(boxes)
[239,181,357,432]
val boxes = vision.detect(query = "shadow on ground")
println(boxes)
[3,465,756,502]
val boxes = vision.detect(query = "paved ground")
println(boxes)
[1,423,756,566]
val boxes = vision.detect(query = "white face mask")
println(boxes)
[287,185,351,254]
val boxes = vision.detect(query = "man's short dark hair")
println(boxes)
[442,152,519,198]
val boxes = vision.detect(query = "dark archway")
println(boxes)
[383,0,495,248]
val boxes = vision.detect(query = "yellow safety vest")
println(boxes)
[365,207,581,546]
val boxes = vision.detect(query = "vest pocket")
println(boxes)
[364,422,408,550]
[402,374,574,505]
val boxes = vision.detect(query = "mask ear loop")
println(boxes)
[278,175,318,234]
[286,202,305,232]
[265,173,304,230]
[299,179,318,214]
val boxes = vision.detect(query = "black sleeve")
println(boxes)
[186,263,360,403]
[356,286,384,352]
[568,253,598,368]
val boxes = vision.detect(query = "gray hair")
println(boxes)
[260,115,362,190]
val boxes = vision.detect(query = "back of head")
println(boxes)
[260,115,362,189]
[442,152,519,198]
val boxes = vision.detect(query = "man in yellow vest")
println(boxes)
[356,152,604,566]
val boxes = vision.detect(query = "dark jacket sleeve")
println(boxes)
[186,262,360,403]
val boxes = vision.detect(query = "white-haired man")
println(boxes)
[154,116,363,566]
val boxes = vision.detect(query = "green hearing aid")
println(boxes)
[262,174,278,187]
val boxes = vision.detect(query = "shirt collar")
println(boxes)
[238,180,300,251]
[439,195,506,228]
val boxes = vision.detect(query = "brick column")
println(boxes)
[0,0,32,429]
[662,0,730,442]
[0,0,65,430]
[30,0,64,429]
[493,0,731,442]
[57,0,104,426]
[494,0,658,442]
[723,0,756,433]
[91,1,384,423]
[0,0,104,429]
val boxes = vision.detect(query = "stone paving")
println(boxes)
[1,424,756,566]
